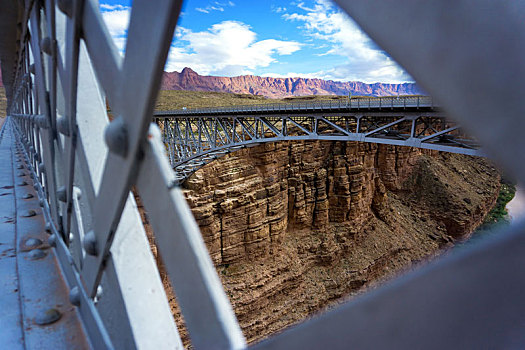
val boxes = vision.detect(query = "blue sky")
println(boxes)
[99,0,412,83]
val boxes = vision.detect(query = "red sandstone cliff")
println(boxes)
[169,142,499,344]
[161,67,424,98]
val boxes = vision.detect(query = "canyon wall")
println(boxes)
[175,141,499,344]
[161,67,424,98]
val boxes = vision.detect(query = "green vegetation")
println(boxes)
[478,178,516,230]
[456,178,517,249]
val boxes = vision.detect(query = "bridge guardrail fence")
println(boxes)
[2,0,525,349]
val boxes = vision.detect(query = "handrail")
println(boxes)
[154,95,436,118]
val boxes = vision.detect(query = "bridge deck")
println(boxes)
[154,96,435,118]
[0,121,89,349]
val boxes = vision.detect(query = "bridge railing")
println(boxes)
[6,0,244,348]
[155,95,434,117]
[3,0,525,349]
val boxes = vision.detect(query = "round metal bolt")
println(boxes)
[38,163,45,174]
[104,116,128,158]
[25,237,43,248]
[69,287,81,306]
[69,232,74,242]
[45,223,52,234]
[48,234,57,247]
[35,308,61,326]
[39,198,45,207]
[95,285,103,302]
[57,186,67,202]
[22,193,34,199]
[22,210,37,218]
[37,116,49,130]
[57,0,73,17]
[41,37,53,55]
[73,186,82,199]
[56,115,70,136]
[82,231,98,256]
[28,249,46,260]
[29,63,36,75]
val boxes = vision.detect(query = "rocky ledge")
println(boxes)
[151,141,499,345]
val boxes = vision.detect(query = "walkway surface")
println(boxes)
[0,120,89,349]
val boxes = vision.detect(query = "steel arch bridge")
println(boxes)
[2,0,525,349]
[155,96,481,184]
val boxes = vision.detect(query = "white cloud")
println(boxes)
[100,4,131,54]
[260,71,318,79]
[195,1,234,14]
[165,21,302,76]
[100,4,129,11]
[283,0,412,83]
[273,6,287,13]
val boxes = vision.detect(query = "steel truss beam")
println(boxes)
[2,0,525,348]
[155,104,481,184]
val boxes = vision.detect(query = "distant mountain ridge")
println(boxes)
[161,67,424,98]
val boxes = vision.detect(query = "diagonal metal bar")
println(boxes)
[318,117,353,136]
[420,125,459,142]
[81,0,184,297]
[137,126,246,349]
[364,117,406,137]
[287,117,313,135]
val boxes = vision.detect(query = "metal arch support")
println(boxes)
[155,100,481,184]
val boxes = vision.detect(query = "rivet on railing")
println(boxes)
[104,116,128,157]
[83,231,98,256]
[48,234,57,247]
[57,186,67,202]
[35,308,61,326]
[28,249,46,260]
[41,37,53,55]
[95,285,103,302]
[57,115,70,136]
[37,115,49,129]
[22,210,37,217]
[69,286,81,306]
[25,237,43,248]
[38,162,45,174]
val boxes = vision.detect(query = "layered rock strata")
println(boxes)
[159,141,499,345]
[161,67,424,98]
